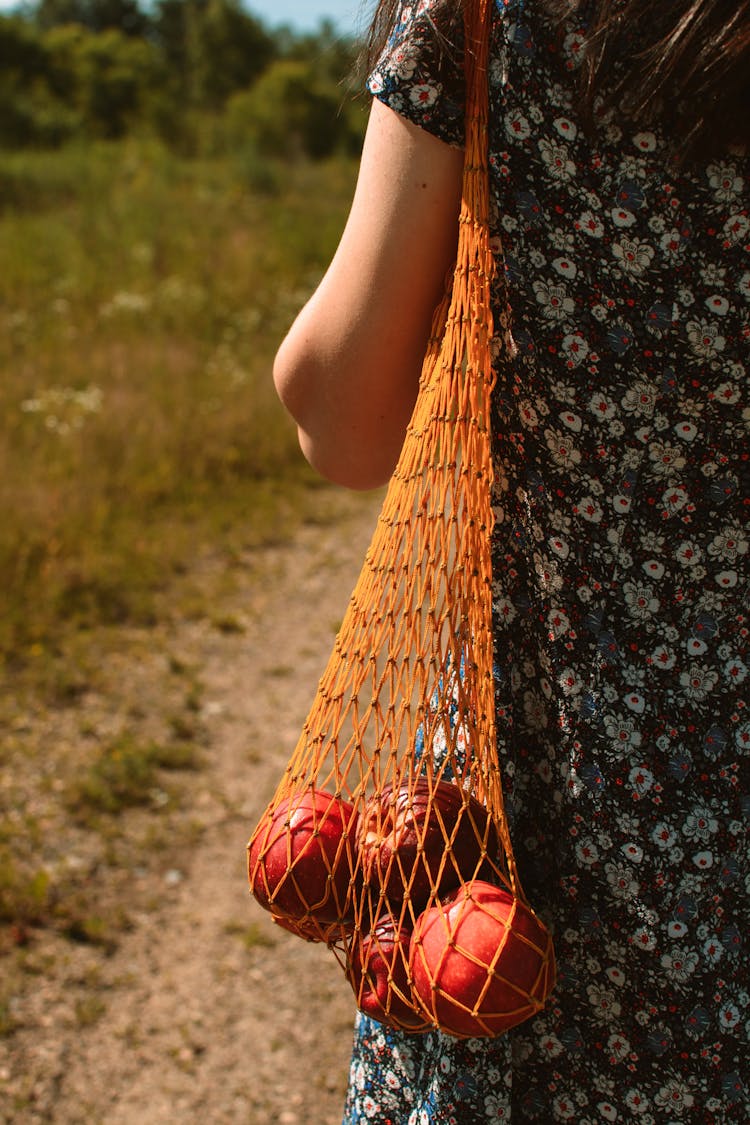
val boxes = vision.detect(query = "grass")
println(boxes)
[0,136,362,1010]
[68,733,202,816]
[0,137,358,661]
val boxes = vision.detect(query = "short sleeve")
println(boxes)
[366,0,467,148]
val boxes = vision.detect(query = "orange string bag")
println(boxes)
[247,0,556,1039]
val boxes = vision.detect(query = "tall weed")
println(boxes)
[0,139,357,657]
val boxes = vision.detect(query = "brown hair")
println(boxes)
[364,0,750,158]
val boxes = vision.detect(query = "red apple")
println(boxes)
[409,880,555,1037]
[346,914,429,1031]
[247,788,357,925]
[270,909,345,945]
[357,778,499,910]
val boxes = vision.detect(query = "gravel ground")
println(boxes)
[0,489,381,1124]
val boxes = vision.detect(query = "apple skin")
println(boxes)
[357,779,499,910]
[409,879,555,1038]
[247,789,357,926]
[346,914,430,1032]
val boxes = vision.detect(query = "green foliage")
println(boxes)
[0,853,51,925]
[226,59,362,160]
[0,16,80,146]
[35,0,150,36]
[0,5,364,156]
[69,734,200,815]
[149,0,276,120]
[46,24,167,138]
[0,140,358,655]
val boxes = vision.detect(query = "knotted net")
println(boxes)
[247,0,556,1038]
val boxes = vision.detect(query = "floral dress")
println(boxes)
[342,1,749,1122]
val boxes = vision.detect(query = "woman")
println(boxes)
[274,0,749,1120]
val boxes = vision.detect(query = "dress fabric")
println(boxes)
[343,1,749,1122]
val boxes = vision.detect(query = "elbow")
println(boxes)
[273,342,395,492]
[297,427,394,492]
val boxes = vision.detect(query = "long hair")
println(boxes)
[364,0,750,159]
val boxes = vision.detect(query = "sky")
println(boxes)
[246,0,365,34]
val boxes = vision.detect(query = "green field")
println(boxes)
[1,139,359,662]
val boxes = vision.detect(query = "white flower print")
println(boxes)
[623,581,659,621]
[533,278,575,321]
[659,228,684,258]
[647,440,686,478]
[661,485,689,514]
[611,206,636,228]
[632,926,657,952]
[654,1077,695,1114]
[705,293,729,315]
[547,606,571,640]
[683,804,718,841]
[701,261,726,287]
[686,318,726,359]
[713,380,741,404]
[552,1092,577,1120]
[552,255,577,279]
[553,116,577,141]
[576,496,603,522]
[562,29,586,67]
[612,237,654,277]
[703,935,724,963]
[718,1002,741,1030]
[535,554,564,594]
[738,270,750,299]
[597,1102,618,1122]
[722,211,749,245]
[624,1088,650,1114]
[409,82,439,108]
[621,381,657,417]
[707,161,744,203]
[576,838,599,865]
[708,524,747,562]
[577,210,604,237]
[605,861,640,900]
[632,130,656,152]
[545,427,581,469]
[675,540,703,567]
[606,1032,631,1062]
[724,655,747,684]
[505,109,530,142]
[587,983,622,1023]
[390,49,418,80]
[483,1092,510,1118]
[621,842,643,863]
[538,137,576,180]
[674,419,698,442]
[629,765,654,795]
[604,713,642,749]
[588,391,615,421]
[660,947,699,982]
[680,663,719,701]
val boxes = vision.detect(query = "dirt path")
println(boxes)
[1,490,382,1125]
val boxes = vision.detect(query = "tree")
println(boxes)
[225,58,362,160]
[34,0,150,37]
[152,0,275,110]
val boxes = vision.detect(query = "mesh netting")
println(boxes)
[247,0,555,1038]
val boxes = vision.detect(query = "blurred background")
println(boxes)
[0,1,378,1119]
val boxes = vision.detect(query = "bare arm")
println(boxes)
[273,98,464,491]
